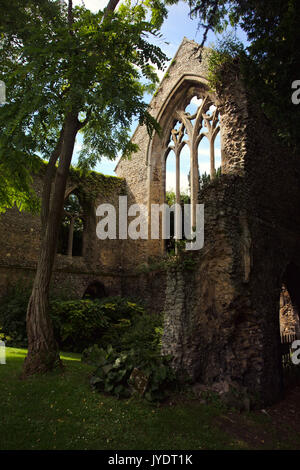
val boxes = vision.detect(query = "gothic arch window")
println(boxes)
[57,192,84,257]
[164,90,220,244]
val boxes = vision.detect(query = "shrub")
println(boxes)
[0,285,162,359]
[50,299,110,352]
[89,344,176,402]
[96,297,145,350]
[141,355,176,402]
[90,345,134,398]
[81,343,105,366]
[0,283,31,347]
[207,34,245,90]
[118,312,163,361]
[50,296,149,353]
[97,297,145,322]
[82,308,164,364]
[83,309,174,402]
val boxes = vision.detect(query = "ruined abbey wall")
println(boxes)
[0,38,299,407]
[0,165,127,298]
[115,39,212,266]
[118,38,300,406]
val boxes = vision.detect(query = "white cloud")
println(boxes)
[190,96,202,107]
[198,147,221,158]
[166,171,190,193]
[198,162,211,175]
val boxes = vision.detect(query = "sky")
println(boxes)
[69,0,248,191]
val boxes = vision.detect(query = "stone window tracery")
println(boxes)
[165,92,220,242]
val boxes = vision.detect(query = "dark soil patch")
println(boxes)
[215,385,300,449]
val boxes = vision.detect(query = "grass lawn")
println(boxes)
[0,347,300,450]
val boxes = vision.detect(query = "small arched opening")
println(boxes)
[279,263,300,382]
[83,280,106,300]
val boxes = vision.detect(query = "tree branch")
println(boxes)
[41,124,65,231]
[68,0,73,26]
[103,0,120,18]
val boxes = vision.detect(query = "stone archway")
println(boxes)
[146,75,222,256]
[116,38,300,407]
[282,263,300,329]
[83,280,106,300]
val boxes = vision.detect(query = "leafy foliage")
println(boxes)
[0,0,169,212]
[0,284,176,401]
[199,166,221,191]
[117,312,163,360]
[50,299,110,352]
[139,354,177,402]
[89,344,176,401]
[165,190,190,206]
[207,33,245,89]
[82,299,175,402]
[0,289,158,354]
[90,345,135,398]
[81,343,105,366]
[50,295,161,354]
[0,283,31,347]
[180,0,300,149]
[87,297,162,359]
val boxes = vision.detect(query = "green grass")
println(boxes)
[0,348,300,450]
[0,348,242,450]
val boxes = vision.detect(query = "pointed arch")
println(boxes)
[147,75,221,251]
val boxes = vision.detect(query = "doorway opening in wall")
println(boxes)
[83,280,106,300]
[57,192,84,257]
[279,264,300,387]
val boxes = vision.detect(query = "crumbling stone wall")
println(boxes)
[118,38,300,406]
[0,164,126,298]
[121,268,167,314]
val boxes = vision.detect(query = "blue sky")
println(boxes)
[70,1,248,189]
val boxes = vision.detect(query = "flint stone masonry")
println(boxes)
[0,38,300,407]
[118,38,300,406]
[0,165,127,298]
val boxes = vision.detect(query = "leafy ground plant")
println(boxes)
[87,344,176,402]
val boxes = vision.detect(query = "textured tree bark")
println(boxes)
[22,0,120,377]
[67,217,75,257]
[22,112,79,377]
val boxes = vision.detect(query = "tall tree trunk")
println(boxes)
[22,112,79,376]
[67,217,75,257]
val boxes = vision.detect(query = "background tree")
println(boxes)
[57,193,84,257]
[168,0,300,150]
[0,0,169,375]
